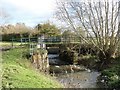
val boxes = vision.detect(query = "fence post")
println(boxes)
[11,37,14,48]
[21,38,22,45]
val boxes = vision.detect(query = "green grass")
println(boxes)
[2,48,62,88]
[0,42,22,46]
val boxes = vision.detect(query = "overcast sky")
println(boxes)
[0,0,56,27]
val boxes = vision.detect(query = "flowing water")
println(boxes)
[55,71,100,88]
[48,54,101,88]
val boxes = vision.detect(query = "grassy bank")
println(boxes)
[2,47,62,88]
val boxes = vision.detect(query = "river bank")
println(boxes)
[2,48,62,88]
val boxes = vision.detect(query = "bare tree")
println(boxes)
[55,0,120,65]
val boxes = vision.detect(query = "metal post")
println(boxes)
[21,37,22,46]
[11,37,14,48]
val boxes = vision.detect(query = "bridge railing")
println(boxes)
[9,36,82,45]
[42,36,81,43]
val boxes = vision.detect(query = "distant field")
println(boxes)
[0,41,80,46]
[0,42,25,47]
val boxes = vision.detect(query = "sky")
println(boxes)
[0,0,56,27]
[0,0,119,27]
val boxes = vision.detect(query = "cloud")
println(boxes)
[6,0,55,15]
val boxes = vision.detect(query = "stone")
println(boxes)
[31,49,49,73]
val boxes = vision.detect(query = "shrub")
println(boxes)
[78,54,99,69]
[97,56,120,88]
[59,49,78,64]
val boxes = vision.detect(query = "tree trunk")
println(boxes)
[98,48,116,69]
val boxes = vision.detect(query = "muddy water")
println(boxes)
[48,54,101,88]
